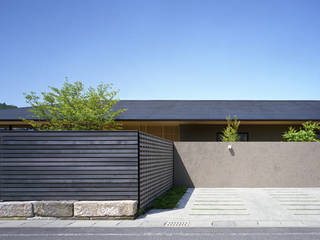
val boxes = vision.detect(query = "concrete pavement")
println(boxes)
[1,188,320,228]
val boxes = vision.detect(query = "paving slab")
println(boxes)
[0,221,27,228]
[42,220,76,228]
[66,220,96,227]
[212,220,236,227]
[92,220,123,227]
[18,220,55,228]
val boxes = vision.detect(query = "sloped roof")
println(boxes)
[0,100,319,121]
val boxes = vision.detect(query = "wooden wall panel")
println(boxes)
[121,123,180,141]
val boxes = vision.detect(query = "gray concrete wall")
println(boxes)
[174,142,320,187]
[180,125,292,141]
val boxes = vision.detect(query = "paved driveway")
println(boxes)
[141,188,320,227]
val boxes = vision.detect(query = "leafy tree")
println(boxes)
[0,102,17,109]
[282,121,320,142]
[22,80,127,130]
[221,116,240,142]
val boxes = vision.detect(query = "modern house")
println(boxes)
[0,100,319,141]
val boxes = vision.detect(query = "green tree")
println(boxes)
[0,102,17,109]
[22,80,127,130]
[282,121,320,142]
[221,116,240,142]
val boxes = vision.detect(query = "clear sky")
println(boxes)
[0,0,319,107]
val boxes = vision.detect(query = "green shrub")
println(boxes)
[22,79,126,130]
[282,121,320,142]
[221,116,240,142]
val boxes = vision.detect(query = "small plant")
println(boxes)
[135,186,187,217]
[151,186,187,209]
[22,79,127,130]
[282,121,320,142]
[221,116,240,142]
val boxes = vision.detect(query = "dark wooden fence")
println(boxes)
[139,132,173,208]
[0,131,173,208]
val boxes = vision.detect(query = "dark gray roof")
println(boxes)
[0,100,320,121]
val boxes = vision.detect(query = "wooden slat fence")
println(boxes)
[139,132,173,208]
[0,131,173,208]
[0,131,139,201]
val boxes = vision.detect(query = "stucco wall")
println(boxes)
[174,142,320,187]
[180,125,292,141]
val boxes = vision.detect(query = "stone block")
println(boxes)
[0,202,33,217]
[33,201,74,217]
[74,201,137,217]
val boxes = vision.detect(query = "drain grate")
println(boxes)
[164,221,190,227]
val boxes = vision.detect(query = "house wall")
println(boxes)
[122,123,180,141]
[0,121,301,142]
[180,124,292,141]
[174,142,320,187]
[121,122,302,142]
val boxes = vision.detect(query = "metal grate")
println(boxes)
[164,221,190,227]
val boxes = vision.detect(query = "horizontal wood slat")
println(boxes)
[1,179,137,183]
[2,154,138,158]
[0,170,137,175]
[1,162,138,166]
[0,131,138,137]
[2,145,138,149]
[2,184,137,188]
[3,141,138,145]
[0,188,138,192]
[0,158,137,162]
[1,196,138,201]
[1,149,138,154]
[2,136,138,141]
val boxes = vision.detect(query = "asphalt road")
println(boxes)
[1,228,320,240]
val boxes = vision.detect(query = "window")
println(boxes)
[216,132,249,141]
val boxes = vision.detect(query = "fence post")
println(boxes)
[137,131,141,209]
[0,132,3,201]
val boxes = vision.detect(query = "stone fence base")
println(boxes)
[0,200,137,220]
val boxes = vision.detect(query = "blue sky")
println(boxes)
[0,0,319,107]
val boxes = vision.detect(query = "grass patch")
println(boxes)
[135,186,187,217]
[151,186,187,209]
